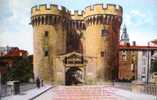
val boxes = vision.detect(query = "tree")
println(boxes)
[7,56,33,83]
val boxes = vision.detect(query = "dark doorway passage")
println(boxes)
[65,67,83,85]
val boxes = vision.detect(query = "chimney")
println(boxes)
[133,41,136,46]
[126,43,130,46]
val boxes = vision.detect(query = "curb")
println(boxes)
[29,86,56,100]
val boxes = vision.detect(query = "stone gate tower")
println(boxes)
[31,3,123,85]
[83,4,122,83]
[31,5,70,83]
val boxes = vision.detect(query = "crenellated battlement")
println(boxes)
[31,4,70,17]
[31,4,122,21]
[71,10,84,20]
[31,3,123,26]
[83,4,122,18]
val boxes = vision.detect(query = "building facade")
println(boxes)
[119,45,157,82]
[31,3,123,85]
[119,26,157,83]
[0,46,12,56]
[0,46,28,57]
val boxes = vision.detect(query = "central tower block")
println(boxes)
[83,4,123,83]
[31,4,70,83]
[31,3,123,85]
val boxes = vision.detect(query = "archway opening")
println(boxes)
[65,67,83,85]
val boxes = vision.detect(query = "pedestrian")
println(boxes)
[41,80,44,87]
[36,77,40,88]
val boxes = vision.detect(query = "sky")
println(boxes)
[0,0,157,54]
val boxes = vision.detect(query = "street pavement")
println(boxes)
[2,85,156,100]
[35,85,156,100]
[1,85,52,100]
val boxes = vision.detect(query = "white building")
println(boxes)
[137,50,152,82]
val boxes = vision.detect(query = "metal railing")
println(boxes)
[0,83,36,97]
[143,84,157,96]
[114,82,157,96]
[1,85,13,97]
[114,82,132,91]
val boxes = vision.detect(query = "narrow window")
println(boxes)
[45,51,48,56]
[42,17,44,24]
[101,51,104,57]
[44,31,49,47]
[45,31,48,37]
[44,48,48,57]
[81,56,84,63]
[101,29,108,36]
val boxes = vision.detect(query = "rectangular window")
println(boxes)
[142,67,146,74]
[142,51,147,57]
[44,48,48,56]
[44,31,49,46]
[44,31,49,37]
[45,51,48,56]
[122,55,127,61]
[142,58,146,65]
[101,29,108,36]
[101,51,104,57]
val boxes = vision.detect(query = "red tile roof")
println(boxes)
[119,45,157,50]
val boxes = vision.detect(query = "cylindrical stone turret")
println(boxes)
[31,4,70,84]
[83,4,123,83]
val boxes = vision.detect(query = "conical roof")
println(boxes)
[121,25,129,43]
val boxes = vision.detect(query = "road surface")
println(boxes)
[35,85,128,100]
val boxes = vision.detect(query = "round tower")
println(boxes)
[83,4,123,83]
[31,4,70,84]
